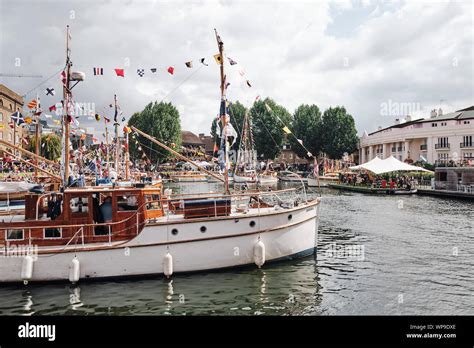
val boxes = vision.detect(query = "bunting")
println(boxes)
[185,61,193,68]
[45,87,55,96]
[213,53,223,65]
[227,57,237,65]
[93,68,104,76]
[282,126,292,134]
[167,66,174,75]
[114,68,125,77]
[200,58,208,66]
[27,99,38,109]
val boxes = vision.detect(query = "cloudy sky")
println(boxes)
[0,0,472,140]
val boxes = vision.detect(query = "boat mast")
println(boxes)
[34,93,40,183]
[114,94,119,177]
[125,130,130,180]
[214,29,229,193]
[61,25,72,188]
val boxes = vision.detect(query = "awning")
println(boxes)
[350,156,431,174]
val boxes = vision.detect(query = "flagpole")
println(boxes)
[105,117,110,177]
[125,131,129,181]
[35,93,40,183]
[214,28,229,194]
[114,94,119,177]
[13,119,16,157]
[61,25,72,188]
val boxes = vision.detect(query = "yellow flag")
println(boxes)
[213,53,223,65]
[0,124,4,129]
[24,116,33,124]
[282,126,292,134]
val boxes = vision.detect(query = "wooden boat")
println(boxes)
[0,184,320,283]
[329,183,418,195]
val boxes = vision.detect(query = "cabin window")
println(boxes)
[171,228,178,235]
[117,194,139,211]
[145,194,161,210]
[70,196,89,215]
[6,229,24,241]
[44,228,62,239]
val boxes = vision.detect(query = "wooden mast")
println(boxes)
[62,25,72,187]
[34,93,40,182]
[214,29,229,193]
[125,131,130,180]
[114,94,119,177]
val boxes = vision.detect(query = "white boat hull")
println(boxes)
[0,199,320,282]
[233,174,256,184]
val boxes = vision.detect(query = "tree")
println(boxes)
[249,98,291,160]
[210,100,247,151]
[127,102,182,163]
[320,106,358,159]
[28,134,61,161]
[289,104,323,160]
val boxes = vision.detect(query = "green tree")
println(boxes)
[28,134,61,161]
[249,98,291,160]
[210,100,247,151]
[289,104,323,160]
[127,102,182,163]
[320,106,358,159]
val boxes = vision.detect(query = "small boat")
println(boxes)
[307,174,338,187]
[278,171,308,183]
[234,170,257,184]
[258,173,278,185]
[170,172,208,183]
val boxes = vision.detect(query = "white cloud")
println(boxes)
[0,0,472,140]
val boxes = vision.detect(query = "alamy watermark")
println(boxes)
[325,243,365,261]
[380,99,421,117]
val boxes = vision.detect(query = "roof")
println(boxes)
[181,130,204,146]
[368,105,474,136]
[0,84,24,104]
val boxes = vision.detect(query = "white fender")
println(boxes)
[163,252,173,278]
[254,240,265,268]
[69,257,80,283]
[21,255,34,281]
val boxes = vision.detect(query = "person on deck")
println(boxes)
[100,196,113,222]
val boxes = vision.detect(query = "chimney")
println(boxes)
[438,108,443,116]
[198,133,205,139]
[430,109,437,118]
[394,118,400,125]
[405,115,412,122]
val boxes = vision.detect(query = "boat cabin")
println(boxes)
[1,185,164,248]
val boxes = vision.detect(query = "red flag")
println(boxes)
[114,69,125,77]
[49,105,57,112]
[167,66,174,75]
[60,71,67,86]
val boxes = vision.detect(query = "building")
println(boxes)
[0,84,25,152]
[198,133,216,156]
[181,130,205,159]
[274,143,309,166]
[359,106,474,166]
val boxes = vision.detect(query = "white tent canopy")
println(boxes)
[350,156,431,174]
[349,156,382,171]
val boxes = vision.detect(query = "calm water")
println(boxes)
[0,183,472,315]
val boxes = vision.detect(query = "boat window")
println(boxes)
[145,194,161,210]
[6,229,23,241]
[117,194,139,211]
[44,228,62,239]
[70,196,89,215]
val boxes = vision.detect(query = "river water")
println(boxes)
[0,183,472,315]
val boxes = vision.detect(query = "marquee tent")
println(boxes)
[350,156,431,174]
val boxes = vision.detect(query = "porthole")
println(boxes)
[234,219,239,223]
[200,226,207,233]
[249,221,256,227]
[171,228,178,235]
[288,214,293,220]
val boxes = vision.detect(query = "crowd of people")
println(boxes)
[339,172,419,190]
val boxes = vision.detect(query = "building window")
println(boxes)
[44,228,62,239]
[9,103,13,110]
[464,120,470,124]
[431,123,437,127]
[6,229,24,241]
[0,99,3,107]
[0,112,3,121]
[8,133,12,142]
